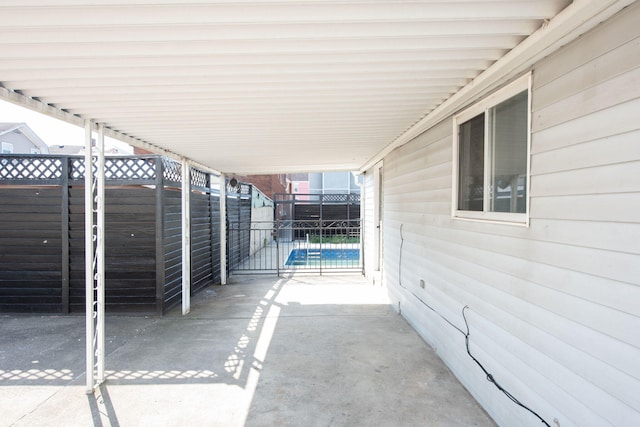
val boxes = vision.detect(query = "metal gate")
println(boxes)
[228,218,362,274]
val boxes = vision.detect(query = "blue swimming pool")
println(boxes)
[285,248,360,267]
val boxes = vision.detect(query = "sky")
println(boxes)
[0,99,133,153]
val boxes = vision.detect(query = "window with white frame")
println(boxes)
[452,74,531,224]
[1,142,14,154]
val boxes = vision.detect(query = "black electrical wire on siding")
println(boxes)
[398,224,551,427]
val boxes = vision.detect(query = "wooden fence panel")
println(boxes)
[210,193,221,284]
[191,190,213,293]
[0,155,243,314]
[226,193,252,271]
[292,203,360,239]
[162,188,182,312]
[68,186,157,314]
[0,187,63,313]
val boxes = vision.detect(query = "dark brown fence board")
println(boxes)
[0,186,63,313]
[68,186,158,314]
[1,155,238,315]
[61,160,70,312]
[162,188,182,312]
[191,186,213,296]
[155,162,165,315]
[226,193,251,271]
[0,221,61,231]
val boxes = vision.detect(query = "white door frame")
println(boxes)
[373,161,383,275]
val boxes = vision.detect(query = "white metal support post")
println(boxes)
[95,124,106,383]
[85,120,105,393]
[219,174,227,285]
[84,120,93,393]
[181,159,191,315]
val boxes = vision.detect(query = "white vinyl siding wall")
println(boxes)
[381,3,640,426]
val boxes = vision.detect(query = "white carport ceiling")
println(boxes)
[0,0,575,174]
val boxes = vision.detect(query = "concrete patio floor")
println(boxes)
[0,275,495,427]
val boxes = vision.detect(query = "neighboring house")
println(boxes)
[48,144,131,156]
[233,174,289,200]
[307,171,361,195]
[361,4,640,426]
[0,123,49,154]
[47,144,84,155]
[236,172,361,202]
[289,171,361,200]
[289,173,309,195]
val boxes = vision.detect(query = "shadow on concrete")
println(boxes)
[0,275,495,426]
[87,383,120,427]
[0,315,86,386]
[97,277,287,389]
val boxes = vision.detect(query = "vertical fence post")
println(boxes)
[61,157,69,313]
[208,174,215,286]
[155,157,165,315]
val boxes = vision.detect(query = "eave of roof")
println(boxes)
[0,1,632,174]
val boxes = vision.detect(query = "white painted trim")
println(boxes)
[455,74,531,125]
[360,0,635,172]
[525,72,533,228]
[483,103,491,214]
[452,73,531,226]
[373,161,383,273]
[451,212,530,227]
[1,141,13,154]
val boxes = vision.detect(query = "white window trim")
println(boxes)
[2,141,14,154]
[451,73,532,226]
